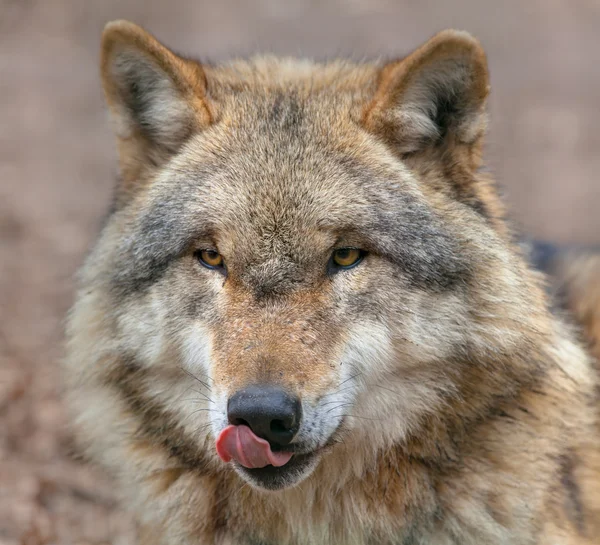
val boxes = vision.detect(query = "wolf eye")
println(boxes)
[330,248,364,271]
[196,249,224,270]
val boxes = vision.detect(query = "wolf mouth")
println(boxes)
[236,450,319,490]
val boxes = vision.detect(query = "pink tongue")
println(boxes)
[216,425,293,469]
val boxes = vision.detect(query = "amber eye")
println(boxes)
[330,248,364,270]
[196,249,224,270]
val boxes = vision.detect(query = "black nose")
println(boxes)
[227,385,301,446]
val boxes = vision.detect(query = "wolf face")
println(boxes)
[67,22,551,495]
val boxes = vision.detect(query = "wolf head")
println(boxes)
[67,22,552,491]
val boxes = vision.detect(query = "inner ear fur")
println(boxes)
[363,29,490,154]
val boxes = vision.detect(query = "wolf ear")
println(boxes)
[101,21,212,191]
[363,30,489,154]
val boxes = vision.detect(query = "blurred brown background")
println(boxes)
[1,0,599,543]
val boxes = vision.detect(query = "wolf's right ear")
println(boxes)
[101,21,212,193]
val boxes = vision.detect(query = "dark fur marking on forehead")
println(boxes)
[242,259,307,301]
[104,355,213,474]
[266,91,304,133]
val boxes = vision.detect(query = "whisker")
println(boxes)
[190,388,214,403]
[181,396,213,404]
[318,373,362,401]
[179,366,213,391]
[186,408,221,419]
[318,385,355,402]
[328,413,384,422]
[372,384,403,397]
[343,362,407,398]
[319,396,356,408]
[191,423,214,436]
[324,402,355,415]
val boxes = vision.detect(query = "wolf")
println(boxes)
[63,20,600,544]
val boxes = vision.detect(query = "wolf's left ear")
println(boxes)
[101,21,212,190]
[363,30,489,154]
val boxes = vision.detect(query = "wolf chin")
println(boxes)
[64,20,600,545]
